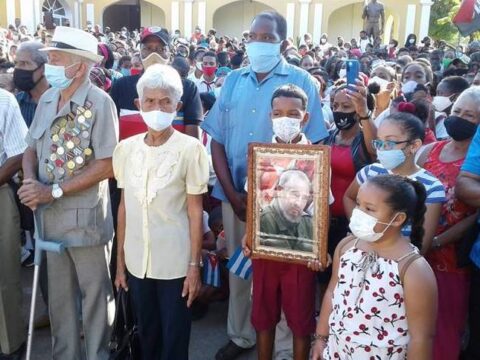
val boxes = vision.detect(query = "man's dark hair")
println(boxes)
[271,84,308,110]
[217,52,230,67]
[253,10,287,41]
[171,56,190,78]
[390,39,398,47]
[230,50,245,68]
[440,76,470,94]
[203,51,218,61]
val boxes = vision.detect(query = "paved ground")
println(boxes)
[21,267,256,360]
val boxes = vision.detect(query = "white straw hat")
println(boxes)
[40,26,103,63]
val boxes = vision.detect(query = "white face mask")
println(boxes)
[195,61,203,71]
[401,80,418,94]
[272,116,302,143]
[338,68,347,79]
[142,52,169,69]
[432,95,453,112]
[141,110,176,131]
[349,208,398,242]
[368,76,389,90]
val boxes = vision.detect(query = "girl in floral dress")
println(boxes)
[312,175,438,360]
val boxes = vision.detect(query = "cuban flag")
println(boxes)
[227,246,253,280]
[453,0,480,36]
[203,253,221,288]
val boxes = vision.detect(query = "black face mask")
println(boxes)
[444,115,478,141]
[13,64,43,92]
[333,111,356,130]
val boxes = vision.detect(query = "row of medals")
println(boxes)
[45,106,93,181]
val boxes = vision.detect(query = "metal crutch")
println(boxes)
[26,207,64,360]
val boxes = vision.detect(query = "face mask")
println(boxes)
[432,96,452,112]
[401,80,418,94]
[44,63,77,89]
[333,111,356,130]
[202,65,217,77]
[142,52,169,69]
[245,42,282,73]
[443,58,453,69]
[368,76,389,89]
[131,68,142,76]
[119,68,131,77]
[272,116,302,143]
[140,110,176,131]
[338,68,347,79]
[13,64,43,92]
[320,39,327,44]
[195,61,203,71]
[377,149,407,170]
[444,115,478,141]
[409,39,415,44]
[349,208,398,242]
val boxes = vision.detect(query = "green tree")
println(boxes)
[429,0,461,42]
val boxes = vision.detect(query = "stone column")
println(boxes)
[298,0,311,37]
[184,0,193,39]
[419,0,433,40]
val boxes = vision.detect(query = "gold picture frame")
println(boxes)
[246,143,330,266]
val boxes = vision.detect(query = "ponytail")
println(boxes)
[367,175,427,248]
[402,178,427,249]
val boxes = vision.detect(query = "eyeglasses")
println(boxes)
[372,139,410,151]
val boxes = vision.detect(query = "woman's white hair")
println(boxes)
[455,86,480,113]
[136,64,183,103]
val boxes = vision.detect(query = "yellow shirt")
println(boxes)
[113,130,209,279]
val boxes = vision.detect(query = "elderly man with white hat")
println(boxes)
[18,26,118,359]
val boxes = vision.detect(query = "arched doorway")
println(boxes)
[327,2,365,43]
[140,0,166,28]
[42,0,72,26]
[212,0,274,37]
[103,0,141,32]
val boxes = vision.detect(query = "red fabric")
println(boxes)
[424,128,437,144]
[432,270,470,360]
[453,0,476,24]
[251,259,316,336]
[330,144,356,217]
[119,113,186,140]
[424,141,476,274]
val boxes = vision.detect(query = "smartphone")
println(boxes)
[346,59,360,86]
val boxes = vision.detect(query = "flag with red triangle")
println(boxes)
[453,0,480,36]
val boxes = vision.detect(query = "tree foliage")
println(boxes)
[429,0,461,42]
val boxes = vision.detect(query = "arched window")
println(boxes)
[42,0,69,26]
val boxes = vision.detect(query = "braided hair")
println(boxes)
[368,175,427,249]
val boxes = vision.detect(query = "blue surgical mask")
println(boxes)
[44,63,77,89]
[245,42,282,73]
[377,149,406,170]
[120,68,131,77]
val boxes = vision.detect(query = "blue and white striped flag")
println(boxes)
[227,246,252,280]
[203,253,221,288]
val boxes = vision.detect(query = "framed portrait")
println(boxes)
[246,143,330,266]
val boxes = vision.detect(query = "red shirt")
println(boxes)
[330,144,356,217]
[424,141,476,273]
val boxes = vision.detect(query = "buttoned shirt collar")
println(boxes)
[41,79,92,117]
[242,58,289,83]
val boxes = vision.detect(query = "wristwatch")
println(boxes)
[189,259,204,268]
[358,111,372,121]
[51,183,64,199]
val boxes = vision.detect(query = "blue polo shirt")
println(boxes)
[461,126,480,268]
[201,59,328,202]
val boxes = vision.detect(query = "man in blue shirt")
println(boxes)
[456,125,480,360]
[201,10,327,360]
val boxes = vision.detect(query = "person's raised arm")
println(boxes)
[343,179,360,219]
[404,258,438,359]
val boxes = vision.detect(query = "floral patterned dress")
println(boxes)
[324,239,418,359]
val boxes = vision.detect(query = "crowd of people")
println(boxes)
[1,7,480,360]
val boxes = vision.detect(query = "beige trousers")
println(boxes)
[0,184,25,354]
[47,244,115,360]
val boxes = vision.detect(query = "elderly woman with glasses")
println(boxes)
[113,64,209,360]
